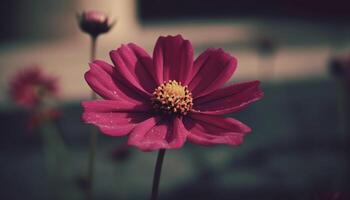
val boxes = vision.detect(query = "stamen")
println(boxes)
[152,80,193,115]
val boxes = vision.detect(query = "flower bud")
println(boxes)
[77,11,114,37]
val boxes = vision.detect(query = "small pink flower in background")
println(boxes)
[82,35,263,151]
[10,66,59,109]
[77,10,114,37]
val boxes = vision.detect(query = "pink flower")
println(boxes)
[82,35,263,151]
[10,66,58,109]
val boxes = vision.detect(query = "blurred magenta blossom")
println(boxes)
[82,35,263,151]
[10,66,59,109]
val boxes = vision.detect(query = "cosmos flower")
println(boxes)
[82,35,263,151]
[10,66,58,109]
[77,10,114,37]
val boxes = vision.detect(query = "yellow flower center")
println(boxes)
[152,80,193,115]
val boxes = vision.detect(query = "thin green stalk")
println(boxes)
[90,36,97,62]
[335,78,349,189]
[258,55,275,81]
[336,79,349,143]
[87,36,98,200]
[41,116,69,200]
[150,149,166,200]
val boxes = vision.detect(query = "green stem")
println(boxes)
[150,149,166,200]
[87,128,98,200]
[258,55,275,81]
[336,79,349,142]
[87,35,98,200]
[90,36,97,62]
[335,78,350,188]
[41,118,68,200]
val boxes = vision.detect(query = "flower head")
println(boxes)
[77,10,114,37]
[82,35,263,151]
[10,66,58,109]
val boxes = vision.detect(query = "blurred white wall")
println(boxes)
[0,0,349,102]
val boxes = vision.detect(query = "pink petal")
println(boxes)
[188,48,237,98]
[184,113,250,146]
[85,60,148,103]
[153,35,194,84]
[127,116,188,151]
[110,43,156,94]
[82,100,152,136]
[193,81,263,115]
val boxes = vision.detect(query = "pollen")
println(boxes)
[152,80,193,115]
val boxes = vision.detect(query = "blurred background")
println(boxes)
[0,0,349,199]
